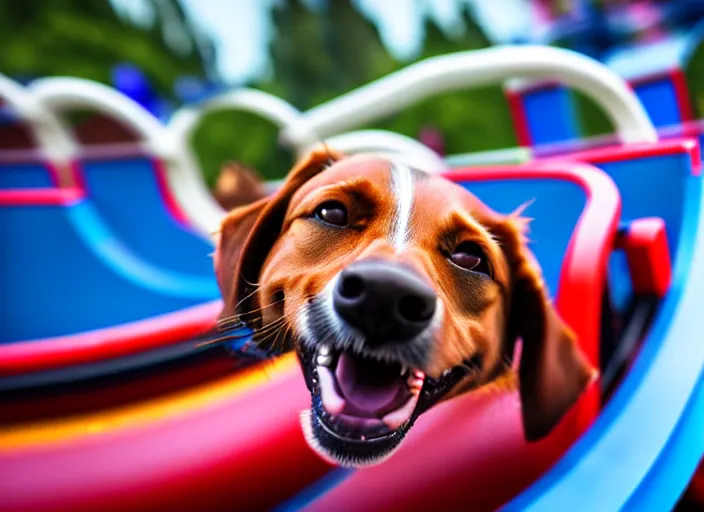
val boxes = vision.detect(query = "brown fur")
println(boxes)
[214,149,596,442]
[213,161,267,211]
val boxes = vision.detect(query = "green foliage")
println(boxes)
[191,0,518,184]
[191,0,402,183]
[190,109,295,185]
[367,8,517,155]
[0,0,210,98]
[686,43,704,118]
[573,91,614,137]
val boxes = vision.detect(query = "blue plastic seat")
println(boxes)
[554,141,699,311]
[505,141,704,511]
[0,188,218,343]
[76,153,215,276]
[582,142,696,254]
[0,159,56,188]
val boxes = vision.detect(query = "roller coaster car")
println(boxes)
[0,160,634,512]
[1,150,697,510]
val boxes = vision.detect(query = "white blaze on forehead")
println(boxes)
[389,161,415,252]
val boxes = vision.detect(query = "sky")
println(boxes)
[110,0,533,84]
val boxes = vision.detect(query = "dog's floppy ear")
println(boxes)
[213,161,266,211]
[213,197,269,313]
[214,147,343,323]
[490,213,597,441]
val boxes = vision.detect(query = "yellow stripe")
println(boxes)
[0,355,296,452]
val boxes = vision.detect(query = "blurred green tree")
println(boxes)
[191,0,402,184]
[188,0,384,185]
[0,0,212,96]
[192,0,519,184]
[368,5,518,156]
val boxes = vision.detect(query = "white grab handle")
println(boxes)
[168,88,446,170]
[317,130,446,172]
[29,78,447,237]
[169,88,310,146]
[0,74,77,165]
[167,89,304,235]
[28,77,172,156]
[28,77,220,240]
[281,45,658,147]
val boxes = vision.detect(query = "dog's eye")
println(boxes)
[450,241,492,276]
[314,201,348,227]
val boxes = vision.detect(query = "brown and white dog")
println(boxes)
[213,148,596,468]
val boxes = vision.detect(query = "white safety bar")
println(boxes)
[281,45,658,147]
[169,90,445,169]
[169,88,309,147]
[29,78,446,237]
[27,77,221,240]
[28,77,172,156]
[313,130,446,172]
[0,74,77,166]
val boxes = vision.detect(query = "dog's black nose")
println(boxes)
[333,259,437,344]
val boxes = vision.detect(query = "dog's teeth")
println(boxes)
[318,345,330,356]
[400,365,408,375]
[407,373,424,390]
[317,354,332,367]
[442,369,451,377]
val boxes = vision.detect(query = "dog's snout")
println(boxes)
[333,260,436,343]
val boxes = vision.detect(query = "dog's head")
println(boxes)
[214,149,596,467]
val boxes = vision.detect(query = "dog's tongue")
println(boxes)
[335,352,402,412]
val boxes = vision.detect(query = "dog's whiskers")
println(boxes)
[239,272,260,288]
[197,315,287,350]
[459,362,479,376]
[217,296,288,332]
[227,298,286,323]
[254,321,294,354]
[194,328,253,348]
[248,295,307,353]
[501,354,515,371]
[231,284,262,313]
[251,318,287,345]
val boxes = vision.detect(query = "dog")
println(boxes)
[213,161,267,211]
[213,148,596,468]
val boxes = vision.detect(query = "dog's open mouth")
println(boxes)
[298,341,480,467]
[315,345,424,439]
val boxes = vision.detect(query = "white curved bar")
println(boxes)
[281,45,658,146]
[28,77,172,156]
[168,88,448,173]
[28,76,221,240]
[316,130,447,172]
[169,88,309,145]
[0,74,77,164]
[165,88,311,237]
[444,147,533,167]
